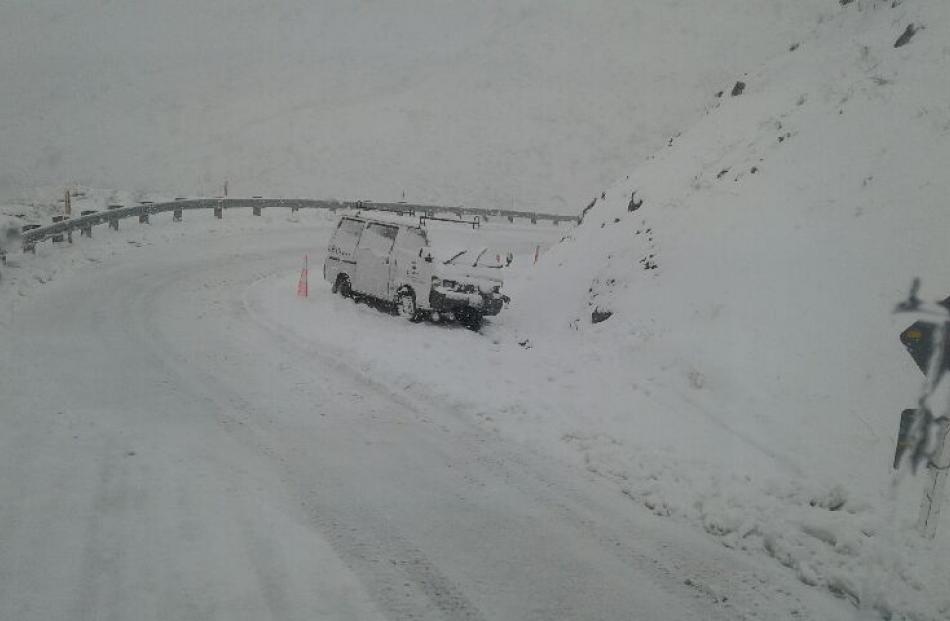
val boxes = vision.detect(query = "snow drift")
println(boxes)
[4,0,950,617]
[503,0,950,617]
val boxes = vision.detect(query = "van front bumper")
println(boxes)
[430,288,508,316]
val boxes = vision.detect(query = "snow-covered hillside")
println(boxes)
[500,0,950,617]
[0,0,829,213]
[3,1,949,618]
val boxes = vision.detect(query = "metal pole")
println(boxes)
[918,418,950,537]
[80,210,95,237]
[910,306,950,538]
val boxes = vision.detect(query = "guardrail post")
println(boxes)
[214,205,223,219]
[173,207,182,222]
[252,205,262,216]
[107,204,121,230]
[80,210,96,237]
[51,216,65,242]
[22,224,40,253]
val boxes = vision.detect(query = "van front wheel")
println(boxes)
[397,291,420,322]
[457,307,483,332]
[334,274,352,298]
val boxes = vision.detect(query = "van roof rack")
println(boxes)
[353,201,415,216]
[419,214,480,230]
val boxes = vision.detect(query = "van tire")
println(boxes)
[334,274,352,298]
[396,291,420,322]
[458,308,483,332]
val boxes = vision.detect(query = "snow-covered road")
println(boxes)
[0,224,847,620]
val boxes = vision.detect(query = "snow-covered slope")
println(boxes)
[5,1,949,617]
[502,0,950,617]
[0,0,829,212]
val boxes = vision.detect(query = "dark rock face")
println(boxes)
[591,307,613,324]
[894,23,917,48]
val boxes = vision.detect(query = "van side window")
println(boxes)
[396,227,427,254]
[404,228,426,245]
[370,223,397,240]
[329,218,365,255]
[338,218,364,237]
[359,223,398,255]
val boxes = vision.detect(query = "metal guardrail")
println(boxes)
[15,198,579,252]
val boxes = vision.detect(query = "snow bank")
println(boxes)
[244,1,950,617]
[199,3,950,615]
[499,1,950,617]
[5,1,950,617]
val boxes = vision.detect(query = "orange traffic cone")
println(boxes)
[297,254,309,297]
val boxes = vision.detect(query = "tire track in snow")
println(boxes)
[10,229,847,621]
[239,268,851,621]
[126,251,487,621]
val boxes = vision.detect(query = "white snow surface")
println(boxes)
[505,1,950,618]
[0,211,851,620]
[3,1,950,619]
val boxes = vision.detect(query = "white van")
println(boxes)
[323,215,508,330]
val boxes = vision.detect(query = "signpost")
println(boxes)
[895,279,950,538]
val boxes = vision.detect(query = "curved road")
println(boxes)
[0,226,845,620]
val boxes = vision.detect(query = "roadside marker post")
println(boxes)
[895,279,950,538]
[51,216,64,243]
[107,204,121,230]
[80,210,96,237]
[297,255,309,298]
